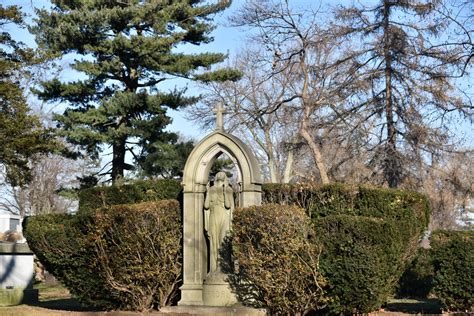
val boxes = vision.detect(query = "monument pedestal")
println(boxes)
[178,284,204,306]
[160,304,266,315]
[202,271,237,306]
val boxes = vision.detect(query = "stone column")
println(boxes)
[179,184,207,306]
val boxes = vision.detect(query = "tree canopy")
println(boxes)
[333,0,471,187]
[223,0,472,189]
[33,0,240,182]
[1,4,60,187]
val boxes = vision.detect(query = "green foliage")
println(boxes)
[23,200,182,311]
[315,215,406,314]
[210,156,235,179]
[263,183,429,225]
[397,248,434,299]
[22,213,111,307]
[78,179,181,213]
[262,183,430,314]
[228,204,328,315]
[139,139,194,179]
[396,231,473,312]
[0,5,61,186]
[430,230,474,312]
[32,0,241,182]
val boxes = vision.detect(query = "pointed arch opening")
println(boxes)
[179,131,262,306]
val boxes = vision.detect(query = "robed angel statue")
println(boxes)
[203,171,234,274]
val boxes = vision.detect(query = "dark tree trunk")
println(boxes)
[383,1,398,188]
[111,139,126,183]
[110,73,137,183]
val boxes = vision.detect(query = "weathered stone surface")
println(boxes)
[161,305,266,315]
[0,242,32,253]
[179,127,262,306]
[0,242,38,306]
[202,271,237,307]
[204,172,234,275]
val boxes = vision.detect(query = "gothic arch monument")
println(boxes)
[179,105,262,306]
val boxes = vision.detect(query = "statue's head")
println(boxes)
[215,171,227,183]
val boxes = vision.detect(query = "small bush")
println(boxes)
[78,179,181,213]
[23,213,109,306]
[431,230,474,312]
[23,200,182,311]
[228,204,328,315]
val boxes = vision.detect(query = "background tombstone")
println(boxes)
[179,104,262,306]
[0,215,38,306]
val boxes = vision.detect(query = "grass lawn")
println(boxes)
[0,283,450,315]
[0,283,99,315]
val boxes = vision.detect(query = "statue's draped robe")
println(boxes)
[204,182,233,273]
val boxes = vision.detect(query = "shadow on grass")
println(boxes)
[385,298,442,314]
[32,298,99,312]
[27,283,102,312]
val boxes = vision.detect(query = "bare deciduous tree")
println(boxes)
[188,50,300,183]
[0,153,93,217]
[224,0,368,184]
[333,0,473,187]
[190,0,472,227]
[411,150,473,230]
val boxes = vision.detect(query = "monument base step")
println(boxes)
[160,304,266,315]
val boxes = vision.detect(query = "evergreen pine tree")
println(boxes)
[1,5,60,187]
[32,0,240,182]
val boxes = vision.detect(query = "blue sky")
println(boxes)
[5,0,348,139]
[5,0,249,138]
[5,0,472,145]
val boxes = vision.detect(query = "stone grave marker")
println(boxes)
[177,103,263,311]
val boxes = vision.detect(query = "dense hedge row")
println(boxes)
[229,204,327,315]
[24,200,182,311]
[78,179,181,213]
[262,183,429,223]
[24,213,103,303]
[262,183,430,314]
[431,230,473,312]
[26,181,435,314]
[315,215,407,314]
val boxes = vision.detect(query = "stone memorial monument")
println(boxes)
[178,103,262,307]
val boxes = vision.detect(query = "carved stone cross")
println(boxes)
[213,103,227,131]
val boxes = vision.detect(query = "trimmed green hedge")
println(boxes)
[23,213,105,304]
[26,180,434,314]
[431,230,474,312]
[315,215,406,314]
[23,200,182,311]
[229,204,328,315]
[78,179,181,213]
[262,183,430,314]
[263,183,429,224]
